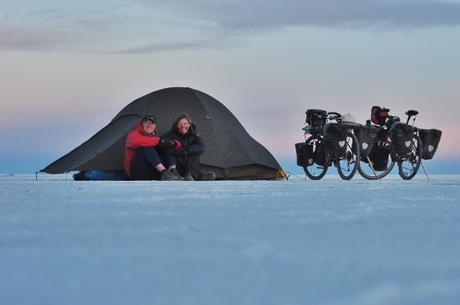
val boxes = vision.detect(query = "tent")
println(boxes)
[41,87,286,180]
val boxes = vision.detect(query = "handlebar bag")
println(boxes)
[306,109,327,128]
[419,129,442,160]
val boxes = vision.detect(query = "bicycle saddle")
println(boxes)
[405,110,419,116]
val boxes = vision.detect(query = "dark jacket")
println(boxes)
[124,122,161,174]
[162,123,205,157]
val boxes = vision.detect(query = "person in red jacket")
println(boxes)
[124,115,183,180]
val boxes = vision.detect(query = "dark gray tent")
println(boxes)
[41,87,285,180]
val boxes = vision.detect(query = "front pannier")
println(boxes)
[295,142,314,167]
[368,145,390,171]
[390,122,415,155]
[313,140,329,166]
[356,125,380,158]
[419,129,442,160]
[323,123,348,154]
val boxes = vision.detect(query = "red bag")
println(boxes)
[371,106,390,126]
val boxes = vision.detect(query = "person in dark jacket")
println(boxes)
[124,115,183,181]
[162,113,215,181]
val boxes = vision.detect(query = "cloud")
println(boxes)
[112,40,216,54]
[0,4,129,52]
[0,26,65,51]
[2,0,460,53]
[144,0,460,29]
[116,0,460,53]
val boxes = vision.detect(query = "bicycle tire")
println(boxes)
[337,132,359,180]
[398,134,422,180]
[303,135,329,180]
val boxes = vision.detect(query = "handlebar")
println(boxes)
[327,112,343,122]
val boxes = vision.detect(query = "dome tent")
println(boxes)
[41,87,286,180]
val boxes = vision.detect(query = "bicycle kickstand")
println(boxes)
[367,156,380,180]
[420,160,430,182]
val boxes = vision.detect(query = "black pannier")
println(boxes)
[295,142,314,167]
[356,125,380,158]
[323,123,348,154]
[306,109,327,128]
[313,140,329,166]
[371,106,390,126]
[368,145,390,171]
[390,122,414,155]
[419,129,442,160]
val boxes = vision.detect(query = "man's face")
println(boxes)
[142,120,156,134]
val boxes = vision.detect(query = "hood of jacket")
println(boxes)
[172,122,197,138]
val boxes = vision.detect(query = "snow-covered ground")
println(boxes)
[1,174,459,305]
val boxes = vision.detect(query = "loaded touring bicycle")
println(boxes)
[295,109,360,180]
[356,106,442,180]
[296,106,442,181]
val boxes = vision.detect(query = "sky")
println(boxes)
[1,0,460,173]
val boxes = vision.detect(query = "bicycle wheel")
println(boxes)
[303,135,328,180]
[357,144,395,180]
[336,132,359,180]
[398,134,422,180]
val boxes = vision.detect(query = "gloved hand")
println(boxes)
[159,137,177,149]
[174,140,182,150]
[177,149,188,158]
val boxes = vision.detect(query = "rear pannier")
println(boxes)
[295,142,314,167]
[323,123,348,154]
[368,145,390,171]
[418,129,442,160]
[390,122,415,155]
[356,125,380,158]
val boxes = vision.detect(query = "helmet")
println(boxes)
[341,113,356,124]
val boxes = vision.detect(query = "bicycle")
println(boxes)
[297,109,360,180]
[356,107,423,180]
[391,110,423,180]
[356,107,395,180]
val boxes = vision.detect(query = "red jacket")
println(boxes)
[124,122,161,174]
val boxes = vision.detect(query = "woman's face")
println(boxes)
[142,120,156,134]
[177,118,190,134]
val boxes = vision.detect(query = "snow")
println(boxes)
[1,174,460,305]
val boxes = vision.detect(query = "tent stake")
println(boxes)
[285,171,306,180]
